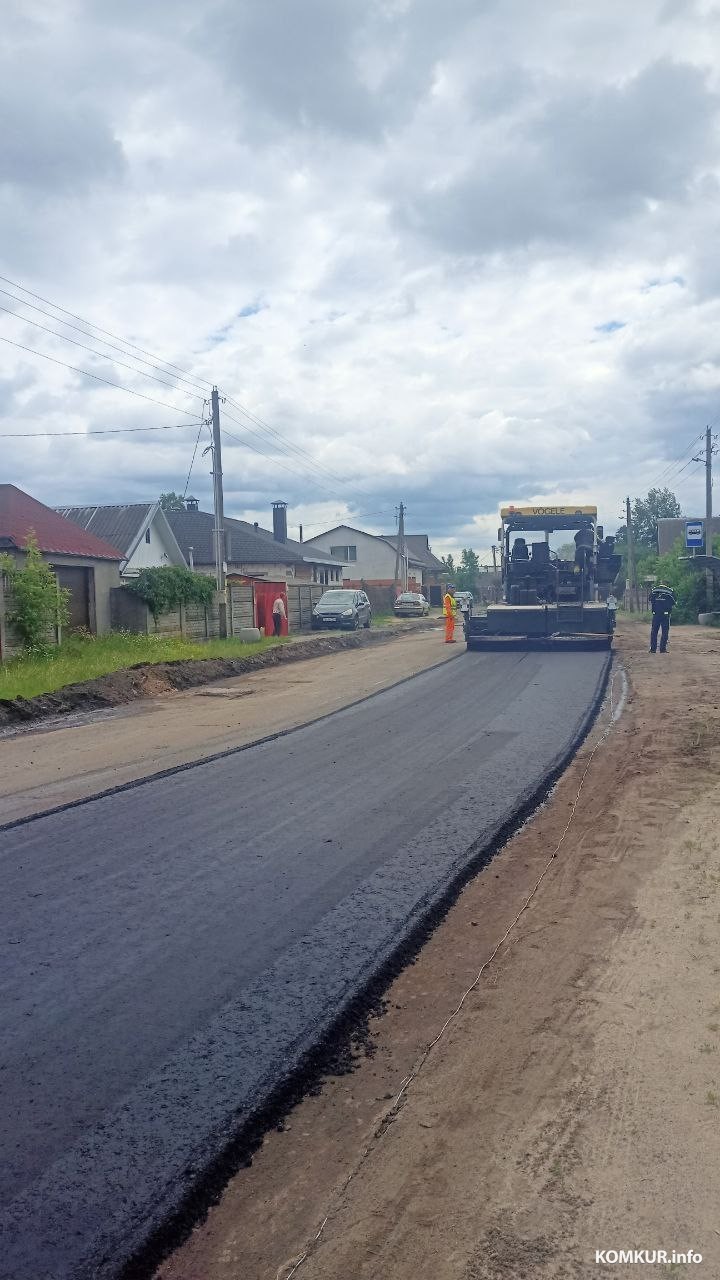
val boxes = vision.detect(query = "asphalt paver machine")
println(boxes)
[466,505,622,650]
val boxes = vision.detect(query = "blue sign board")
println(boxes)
[685,520,704,549]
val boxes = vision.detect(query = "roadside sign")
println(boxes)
[685,520,704,549]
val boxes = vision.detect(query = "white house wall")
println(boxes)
[304,526,397,582]
[125,518,184,575]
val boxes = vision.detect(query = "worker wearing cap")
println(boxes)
[443,586,458,643]
[649,581,676,653]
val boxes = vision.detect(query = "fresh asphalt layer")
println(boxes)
[0,648,609,1280]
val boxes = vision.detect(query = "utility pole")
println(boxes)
[705,424,714,611]
[491,545,497,573]
[210,387,228,636]
[394,501,406,591]
[626,496,640,613]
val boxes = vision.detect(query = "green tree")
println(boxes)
[615,488,682,551]
[456,548,481,594]
[159,491,187,512]
[0,534,70,651]
[441,553,456,576]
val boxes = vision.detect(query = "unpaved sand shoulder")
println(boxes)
[0,628,453,824]
[156,619,720,1280]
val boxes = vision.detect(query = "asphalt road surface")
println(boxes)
[0,648,609,1279]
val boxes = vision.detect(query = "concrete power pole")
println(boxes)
[705,424,714,611]
[626,496,640,613]
[210,387,228,636]
[394,502,406,592]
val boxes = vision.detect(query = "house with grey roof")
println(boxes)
[57,502,186,579]
[165,501,344,584]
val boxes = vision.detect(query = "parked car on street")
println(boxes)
[454,591,474,614]
[311,589,372,630]
[393,591,431,617]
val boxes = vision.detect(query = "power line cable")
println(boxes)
[0,423,202,438]
[0,273,215,391]
[221,411,372,505]
[222,394,375,498]
[220,424,349,502]
[183,421,208,497]
[0,304,205,401]
[0,287,210,397]
[0,333,202,417]
[647,431,705,490]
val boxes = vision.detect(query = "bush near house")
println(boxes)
[125,565,215,619]
[0,535,70,652]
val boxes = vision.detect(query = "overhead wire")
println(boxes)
[0,286,210,397]
[0,423,203,438]
[0,304,205,401]
[646,431,705,490]
[222,394,375,498]
[221,408,378,508]
[220,422,356,503]
[0,273,214,391]
[183,421,208,497]
[0,333,202,417]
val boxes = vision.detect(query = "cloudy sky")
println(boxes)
[2,0,719,560]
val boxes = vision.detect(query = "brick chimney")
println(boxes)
[272,501,288,544]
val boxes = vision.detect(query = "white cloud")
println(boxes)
[1,0,719,561]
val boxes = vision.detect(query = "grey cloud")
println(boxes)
[395,59,718,255]
[0,82,125,193]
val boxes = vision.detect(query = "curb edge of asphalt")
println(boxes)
[116,651,613,1280]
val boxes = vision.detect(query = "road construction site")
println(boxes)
[2,619,719,1279]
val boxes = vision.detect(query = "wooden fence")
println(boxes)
[110,581,325,641]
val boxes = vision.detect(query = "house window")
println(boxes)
[330,545,357,561]
[145,529,151,544]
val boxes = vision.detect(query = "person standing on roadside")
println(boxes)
[443,585,458,644]
[272,593,287,638]
[648,581,676,653]
[606,590,618,627]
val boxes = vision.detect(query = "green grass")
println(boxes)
[0,631,281,701]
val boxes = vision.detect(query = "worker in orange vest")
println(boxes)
[443,586,458,643]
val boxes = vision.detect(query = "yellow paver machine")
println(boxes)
[466,505,622,650]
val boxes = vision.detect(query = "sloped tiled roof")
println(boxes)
[382,533,446,572]
[57,504,152,557]
[0,485,123,560]
[166,509,306,566]
[243,519,345,566]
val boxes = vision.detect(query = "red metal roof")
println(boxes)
[0,485,123,560]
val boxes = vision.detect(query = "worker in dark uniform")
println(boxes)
[649,581,676,653]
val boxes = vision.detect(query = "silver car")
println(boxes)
[393,591,430,617]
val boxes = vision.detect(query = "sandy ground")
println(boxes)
[155,618,720,1280]
[0,627,454,824]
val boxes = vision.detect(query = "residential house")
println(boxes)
[303,523,445,597]
[166,501,345,585]
[56,502,186,578]
[0,485,122,655]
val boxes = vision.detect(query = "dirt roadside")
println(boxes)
[155,618,720,1280]
[0,627,455,824]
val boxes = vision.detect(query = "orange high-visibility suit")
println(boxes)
[443,590,457,643]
